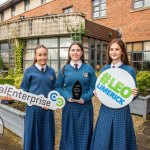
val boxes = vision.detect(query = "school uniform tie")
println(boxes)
[74,64,78,69]
[41,67,44,72]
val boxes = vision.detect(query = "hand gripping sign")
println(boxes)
[0,84,65,110]
[95,68,136,109]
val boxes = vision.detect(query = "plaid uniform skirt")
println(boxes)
[60,101,93,150]
[24,105,55,150]
[90,104,137,150]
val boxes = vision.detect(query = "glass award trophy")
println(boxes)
[72,80,82,100]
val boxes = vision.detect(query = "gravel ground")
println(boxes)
[0,97,149,150]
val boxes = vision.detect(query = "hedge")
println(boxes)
[0,78,14,85]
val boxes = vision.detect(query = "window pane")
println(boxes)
[144,41,150,51]
[24,49,34,60]
[60,37,72,47]
[41,0,46,4]
[84,48,89,60]
[145,0,150,7]
[64,9,69,13]
[102,52,106,65]
[133,52,142,61]
[69,7,73,13]
[48,49,58,60]
[134,1,143,8]
[39,38,58,47]
[100,10,106,17]
[1,43,9,69]
[93,0,99,6]
[143,62,150,71]
[128,53,132,62]
[103,42,108,51]
[133,62,142,71]
[91,38,95,47]
[23,60,33,69]
[143,52,150,61]
[50,61,58,72]
[1,12,4,21]
[26,39,38,49]
[64,7,73,13]
[11,6,16,17]
[94,6,99,11]
[100,0,106,3]
[83,37,89,48]
[100,3,106,10]
[60,48,68,59]
[127,43,132,52]
[93,12,99,18]
[133,42,142,51]
[91,49,95,60]
[25,0,30,11]
[60,61,67,69]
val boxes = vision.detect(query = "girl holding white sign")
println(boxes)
[55,42,96,150]
[21,45,56,150]
[91,39,138,150]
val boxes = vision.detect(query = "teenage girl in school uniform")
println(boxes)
[90,39,138,150]
[55,42,96,150]
[21,45,56,150]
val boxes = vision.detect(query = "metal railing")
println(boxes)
[0,13,85,41]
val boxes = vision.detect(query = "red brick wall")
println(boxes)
[9,0,150,43]
[9,0,92,20]
[92,0,150,43]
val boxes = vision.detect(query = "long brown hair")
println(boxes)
[66,42,85,64]
[33,45,48,64]
[106,38,129,65]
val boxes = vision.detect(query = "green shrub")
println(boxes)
[136,71,150,96]
[14,74,23,89]
[0,56,4,70]
[0,78,14,85]
[7,68,15,78]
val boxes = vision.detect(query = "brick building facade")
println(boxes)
[0,0,149,71]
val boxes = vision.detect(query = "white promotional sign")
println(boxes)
[95,68,136,108]
[0,117,4,139]
[0,84,65,110]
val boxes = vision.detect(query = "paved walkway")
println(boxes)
[136,117,150,150]
[0,98,150,150]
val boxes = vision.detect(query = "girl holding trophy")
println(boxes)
[56,42,96,150]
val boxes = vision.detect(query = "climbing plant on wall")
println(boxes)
[14,39,25,74]
[67,23,87,42]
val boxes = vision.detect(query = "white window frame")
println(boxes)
[63,7,73,14]
[133,0,150,9]
[92,0,106,18]
[24,0,30,11]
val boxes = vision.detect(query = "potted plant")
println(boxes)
[0,73,25,138]
[130,71,150,120]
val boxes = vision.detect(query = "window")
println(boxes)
[133,0,150,9]
[0,43,10,70]
[1,12,4,21]
[126,41,150,71]
[63,7,73,13]
[11,5,16,17]
[23,39,38,69]
[24,0,30,11]
[41,0,46,4]
[92,0,106,18]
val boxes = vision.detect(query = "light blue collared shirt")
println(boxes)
[35,63,46,72]
[70,60,82,69]
[111,61,123,68]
